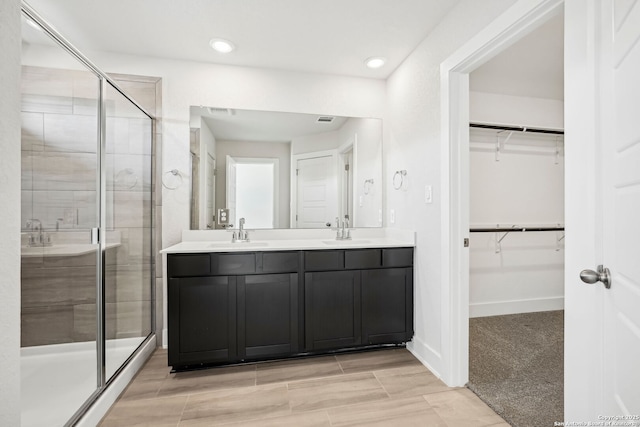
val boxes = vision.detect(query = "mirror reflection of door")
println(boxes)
[340,149,354,225]
[295,154,338,228]
[226,156,278,229]
[189,129,200,229]
[205,153,216,229]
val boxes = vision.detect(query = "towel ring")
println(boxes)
[363,179,374,195]
[393,170,407,190]
[115,168,138,190]
[162,169,183,190]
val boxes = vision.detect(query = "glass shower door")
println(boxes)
[103,82,153,380]
[20,13,101,427]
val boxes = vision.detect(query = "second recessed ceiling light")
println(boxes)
[210,38,235,53]
[365,57,386,69]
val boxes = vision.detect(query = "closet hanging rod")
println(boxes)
[470,226,565,233]
[469,123,564,135]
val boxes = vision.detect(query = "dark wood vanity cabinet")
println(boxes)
[304,248,413,351]
[168,276,237,365]
[167,251,301,368]
[167,247,413,370]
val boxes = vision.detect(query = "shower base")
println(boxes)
[21,337,145,427]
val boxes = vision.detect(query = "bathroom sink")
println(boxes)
[322,239,372,246]
[208,241,269,249]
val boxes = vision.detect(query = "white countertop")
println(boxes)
[160,228,415,254]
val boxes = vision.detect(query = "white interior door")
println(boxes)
[601,0,640,416]
[566,0,640,420]
[296,155,337,228]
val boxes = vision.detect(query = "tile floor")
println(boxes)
[99,348,508,426]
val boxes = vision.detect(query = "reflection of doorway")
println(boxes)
[338,136,356,226]
[189,129,200,229]
[226,156,279,229]
[293,152,338,228]
[205,153,215,229]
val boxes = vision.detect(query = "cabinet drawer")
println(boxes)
[167,254,211,277]
[382,248,414,267]
[305,251,344,271]
[344,249,381,269]
[262,251,299,273]
[212,253,256,275]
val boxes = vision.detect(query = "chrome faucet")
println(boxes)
[333,216,351,240]
[25,219,51,246]
[232,217,250,242]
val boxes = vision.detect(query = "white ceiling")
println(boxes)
[470,11,564,100]
[25,0,460,79]
[24,1,564,98]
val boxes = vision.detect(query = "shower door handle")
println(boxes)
[579,265,611,289]
[91,227,100,245]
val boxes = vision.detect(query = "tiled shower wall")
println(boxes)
[20,66,162,347]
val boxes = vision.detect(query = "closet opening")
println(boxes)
[466,10,564,427]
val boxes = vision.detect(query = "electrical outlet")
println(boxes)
[63,208,77,225]
[217,208,230,225]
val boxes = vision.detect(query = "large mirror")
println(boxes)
[189,107,382,230]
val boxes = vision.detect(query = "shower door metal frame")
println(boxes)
[21,3,157,426]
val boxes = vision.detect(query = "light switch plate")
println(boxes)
[390,209,395,224]
[425,185,432,204]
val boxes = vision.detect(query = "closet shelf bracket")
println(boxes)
[495,130,514,162]
[556,231,565,251]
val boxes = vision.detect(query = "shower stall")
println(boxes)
[20,4,156,426]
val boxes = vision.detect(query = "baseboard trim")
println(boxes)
[470,297,564,318]
[406,335,443,381]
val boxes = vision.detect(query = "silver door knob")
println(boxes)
[579,265,611,289]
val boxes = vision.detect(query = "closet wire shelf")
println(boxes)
[469,225,565,253]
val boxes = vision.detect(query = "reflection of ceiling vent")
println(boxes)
[206,107,234,116]
[316,116,335,123]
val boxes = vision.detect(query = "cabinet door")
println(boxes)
[305,270,361,350]
[237,273,299,359]
[168,276,237,367]
[361,268,413,345]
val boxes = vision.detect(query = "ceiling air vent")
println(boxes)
[206,107,234,116]
[316,116,335,123]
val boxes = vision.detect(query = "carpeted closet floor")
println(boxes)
[467,310,564,427]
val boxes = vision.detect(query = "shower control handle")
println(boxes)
[579,265,611,289]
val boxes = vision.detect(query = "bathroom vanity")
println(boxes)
[162,231,414,371]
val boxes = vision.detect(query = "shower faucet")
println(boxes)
[25,219,52,247]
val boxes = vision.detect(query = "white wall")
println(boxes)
[291,130,339,155]
[384,0,518,381]
[215,140,291,228]
[0,0,22,424]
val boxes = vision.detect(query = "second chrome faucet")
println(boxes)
[333,216,351,240]
[232,217,250,242]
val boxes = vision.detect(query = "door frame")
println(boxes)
[338,135,357,226]
[440,0,564,387]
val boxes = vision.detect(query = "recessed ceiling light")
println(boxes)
[25,18,43,31]
[209,38,235,53]
[365,57,386,69]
